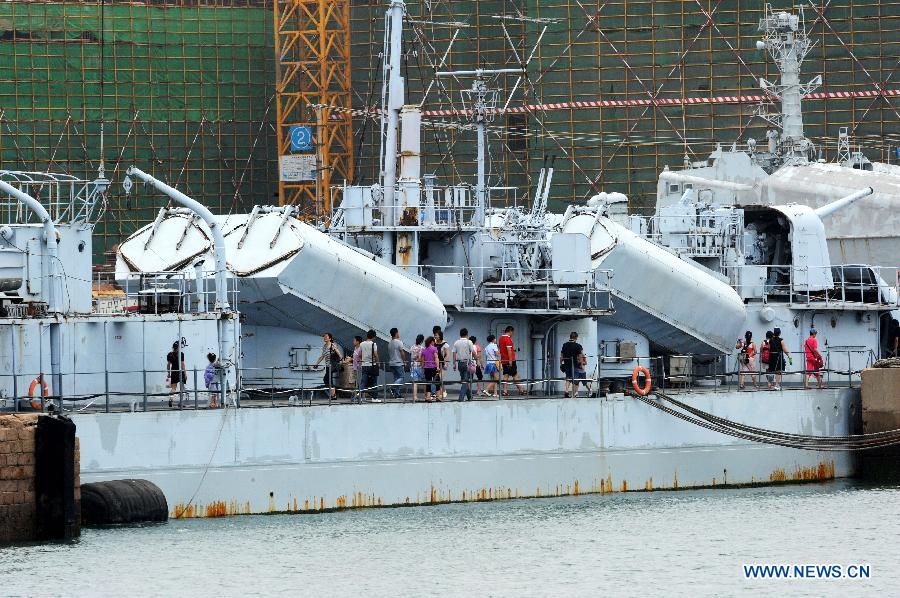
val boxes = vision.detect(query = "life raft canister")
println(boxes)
[631,366,652,396]
[27,376,50,410]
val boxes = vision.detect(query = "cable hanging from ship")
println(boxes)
[628,390,900,452]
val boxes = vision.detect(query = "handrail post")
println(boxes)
[11,328,18,412]
[847,351,852,388]
[218,367,226,408]
[142,368,148,412]
[193,367,199,409]
[271,367,276,407]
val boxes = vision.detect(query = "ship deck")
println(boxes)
[36,382,854,415]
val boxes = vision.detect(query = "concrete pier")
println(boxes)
[859,367,900,482]
[0,414,80,543]
[861,367,900,434]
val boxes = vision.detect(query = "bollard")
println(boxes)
[104,368,110,413]
[271,367,276,407]
[193,367,199,410]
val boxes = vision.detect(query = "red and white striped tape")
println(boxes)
[316,88,898,120]
[420,88,899,117]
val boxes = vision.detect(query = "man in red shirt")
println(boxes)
[803,328,824,389]
[499,326,526,396]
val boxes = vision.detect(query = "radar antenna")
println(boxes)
[755,3,821,166]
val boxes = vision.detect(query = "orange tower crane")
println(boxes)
[274,0,353,218]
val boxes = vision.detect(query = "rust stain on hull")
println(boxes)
[169,460,841,518]
[770,460,836,483]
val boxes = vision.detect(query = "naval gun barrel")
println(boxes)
[813,186,874,219]
[126,167,229,311]
[0,179,62,407]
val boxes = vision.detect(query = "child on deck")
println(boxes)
[204,352,220,408]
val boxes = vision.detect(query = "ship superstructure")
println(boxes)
[655,3,900,281]
[0,170,238,411]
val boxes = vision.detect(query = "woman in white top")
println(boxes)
[482,334,501,398]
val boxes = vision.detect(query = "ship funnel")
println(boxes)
[813,187,873,219]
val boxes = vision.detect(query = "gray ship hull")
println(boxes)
[74,388,857,517]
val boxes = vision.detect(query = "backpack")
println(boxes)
[760,341,770,365]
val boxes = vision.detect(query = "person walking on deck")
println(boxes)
[360,330,381,402]
[736,331,758,390]
[560,331,584,398]
[409,334,425,402]
[313,332,343,400]
[435,331,450,401]
[482,335,501,398]
[452,328,475,402]
[204,352,219,409]
[804,328,825,389]
[767,327,792,391]
[761,331,774,389]
[470,336,484,395]
[499,326,526,396]
[388,328,408,400]
[420,336,439,402]
[166,341,187,408]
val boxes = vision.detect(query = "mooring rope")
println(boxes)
[629,390,900,451]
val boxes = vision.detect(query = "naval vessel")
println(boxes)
[1,2,898,517]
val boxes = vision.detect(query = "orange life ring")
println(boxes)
[631,366,652,396]
[27,376,50,410]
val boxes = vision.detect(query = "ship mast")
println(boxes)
[756,3,821,166]
[379,0,405,228]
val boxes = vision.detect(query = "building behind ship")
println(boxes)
[0,0,896,261]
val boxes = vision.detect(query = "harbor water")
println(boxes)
[2,480,898,596]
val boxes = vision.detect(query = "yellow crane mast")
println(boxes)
[274,0,353,218]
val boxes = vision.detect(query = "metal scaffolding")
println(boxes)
[273,0,352,218]
[0,0,277,261]
[0,1,896,256]
[349,0,900,212]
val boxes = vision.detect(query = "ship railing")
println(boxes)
[732,263,899,307]
[241,357,597,406]
[2,348,881,415]
[0,366,235,415]
[420,264,614,312]
[91,270,238,316]
[639,215,743,259]
[656,347,879,392]
[330,184,524,229]
[0,171,107,226]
